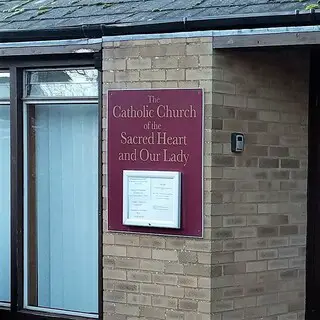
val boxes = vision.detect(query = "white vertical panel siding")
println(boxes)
[0,106,10,303]
[35,104,98,313]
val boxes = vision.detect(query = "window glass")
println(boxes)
[25,103,98,314]
[0,105,10,305]
[0,72,10,99]
[25,69,98,97]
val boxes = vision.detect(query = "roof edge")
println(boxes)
[1,9,320,43]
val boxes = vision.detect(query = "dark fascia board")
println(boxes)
[0,10,320,43]
[213,30,320,48]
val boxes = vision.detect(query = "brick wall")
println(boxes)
[102,37,309,320]
[210,48,308,320]
[102,37,214,320]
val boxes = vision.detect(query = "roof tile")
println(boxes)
[0,0,317,31]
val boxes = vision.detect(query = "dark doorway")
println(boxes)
[307,47,320,320]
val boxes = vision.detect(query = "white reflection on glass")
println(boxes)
[26,69,98,97]
[0,105,10,303]
[0,73,10,99]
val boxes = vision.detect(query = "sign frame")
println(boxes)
[107,88,204,237]
[122,170,181,229]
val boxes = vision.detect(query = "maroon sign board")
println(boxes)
[107,89,203,237]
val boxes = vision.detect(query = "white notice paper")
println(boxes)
[123,171,181,228]
[128,177,150,219]
[150,178,174,220]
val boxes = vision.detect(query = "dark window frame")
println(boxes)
[307,47,320,320]
[0,53,103,320]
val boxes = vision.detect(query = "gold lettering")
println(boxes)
[157,132,166,145]
[112,105,154,118]
[139,149,160,162]
[157,105,166,118]
[139,149,149,161]
[156,105,197,118]
[163,149,190,166]
[118,149,137,161]
[120,132,155,145]
[113,105,122,118]
[120,131,127,144]
[157,132,187,145]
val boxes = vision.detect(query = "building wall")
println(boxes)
[210,48,309,320]
[102,37,309,320]
[102,37,214,320]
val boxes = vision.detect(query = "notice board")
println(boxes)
[107,89,203,237]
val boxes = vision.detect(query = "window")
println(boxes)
[0,72,10,307]
[23,69,99,317]
[0,53,102,320]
